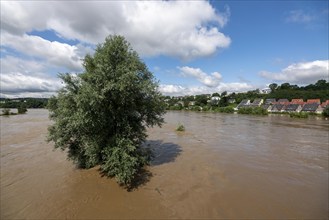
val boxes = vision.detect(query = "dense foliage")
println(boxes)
[289,112,309,118]
[214,106,235,113]
[0,106,27,116]
[17,104,27,114]
[266,80,329,102]
[238,107,268,115]
[47,35,165,187]
[0,98,48,108]
[2,108,11,115]
[323,107,329,117]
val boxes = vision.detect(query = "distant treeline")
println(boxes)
[228,79,329,104]
[1,80,328,110]
[163,79,329,110]
[0,98,48,108]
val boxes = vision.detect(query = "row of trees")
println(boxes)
[267,80,329,101]
[1,105,27,116]
[0,98,48,108]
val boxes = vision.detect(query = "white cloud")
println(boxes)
[0,56,63,98]
[0,73,62,97]
[217,82,254,92]
[1,1,230,60]
[1,56,45,75]
[159,82,254,96]
[286,10,316,23]
[178,66,222,87]
[1,32,85,71]
[0,1,232,98]
[259,60,329,84]
[159,84,187,95]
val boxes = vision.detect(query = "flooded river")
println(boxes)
[1,109,328,219]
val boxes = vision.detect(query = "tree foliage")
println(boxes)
[267,80,329,102]
[0,98,48,108]
[269,83,278,92]
[18,104,27,114]
[290,112,309,118]
[238,107,268,115]
[214,106,235,113]
[47,35,165,187]
[2,108,11,115]
[323,106,329,117]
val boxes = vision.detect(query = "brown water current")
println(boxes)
[1,109,328,219]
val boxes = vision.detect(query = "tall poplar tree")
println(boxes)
[47,35,165,186]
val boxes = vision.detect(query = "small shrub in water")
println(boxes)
[18,105,27,114]
[323,106,329,117]
[2,108,10,115]
[176,124,185,132]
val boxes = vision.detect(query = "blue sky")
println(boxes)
[1,0,328,98]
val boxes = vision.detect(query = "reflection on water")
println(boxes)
[1,109,328,219]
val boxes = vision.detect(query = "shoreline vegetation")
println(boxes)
[163,80,329,118]
[1,80,328,118]
[0,106,27,116]
[166,107,328,118]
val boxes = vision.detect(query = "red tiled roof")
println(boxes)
[291,99,305,105]
[307,99,321,104]
[321,100,329,107]
[291,99,303,103]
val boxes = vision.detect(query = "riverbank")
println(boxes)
[167,108,329,120]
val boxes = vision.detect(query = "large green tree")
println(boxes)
[47,35,165,187]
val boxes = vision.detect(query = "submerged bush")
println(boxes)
[290,112,309,118]
[238,107,268,115]
[2,108,11,115]
[169,105,183,110]
[47,35,165,187]
[18,105,27,114]
[323,106,329,117]
[176,124,185,132]
[215,106,235,113]
[190,106,202,111]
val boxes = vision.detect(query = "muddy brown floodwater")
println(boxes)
[1,109,328,219]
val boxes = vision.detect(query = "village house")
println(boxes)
[306,99,321,104]
[302,103,323,114]
[174,101,184,107]
[261,88,271,94]
[173,96,184,100]
[209,96,220,105]
[264,98,276,105]
[188,101,196,106]
[271,103,286,112]
[250,98,264,107]
[262,104,272,111]
[291,99,305,105]
[321,100,329,108]
[236,99,250,109]
[277,99,289,104]
[284,104,303,112]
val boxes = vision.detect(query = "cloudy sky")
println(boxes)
[1,0,328,98]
